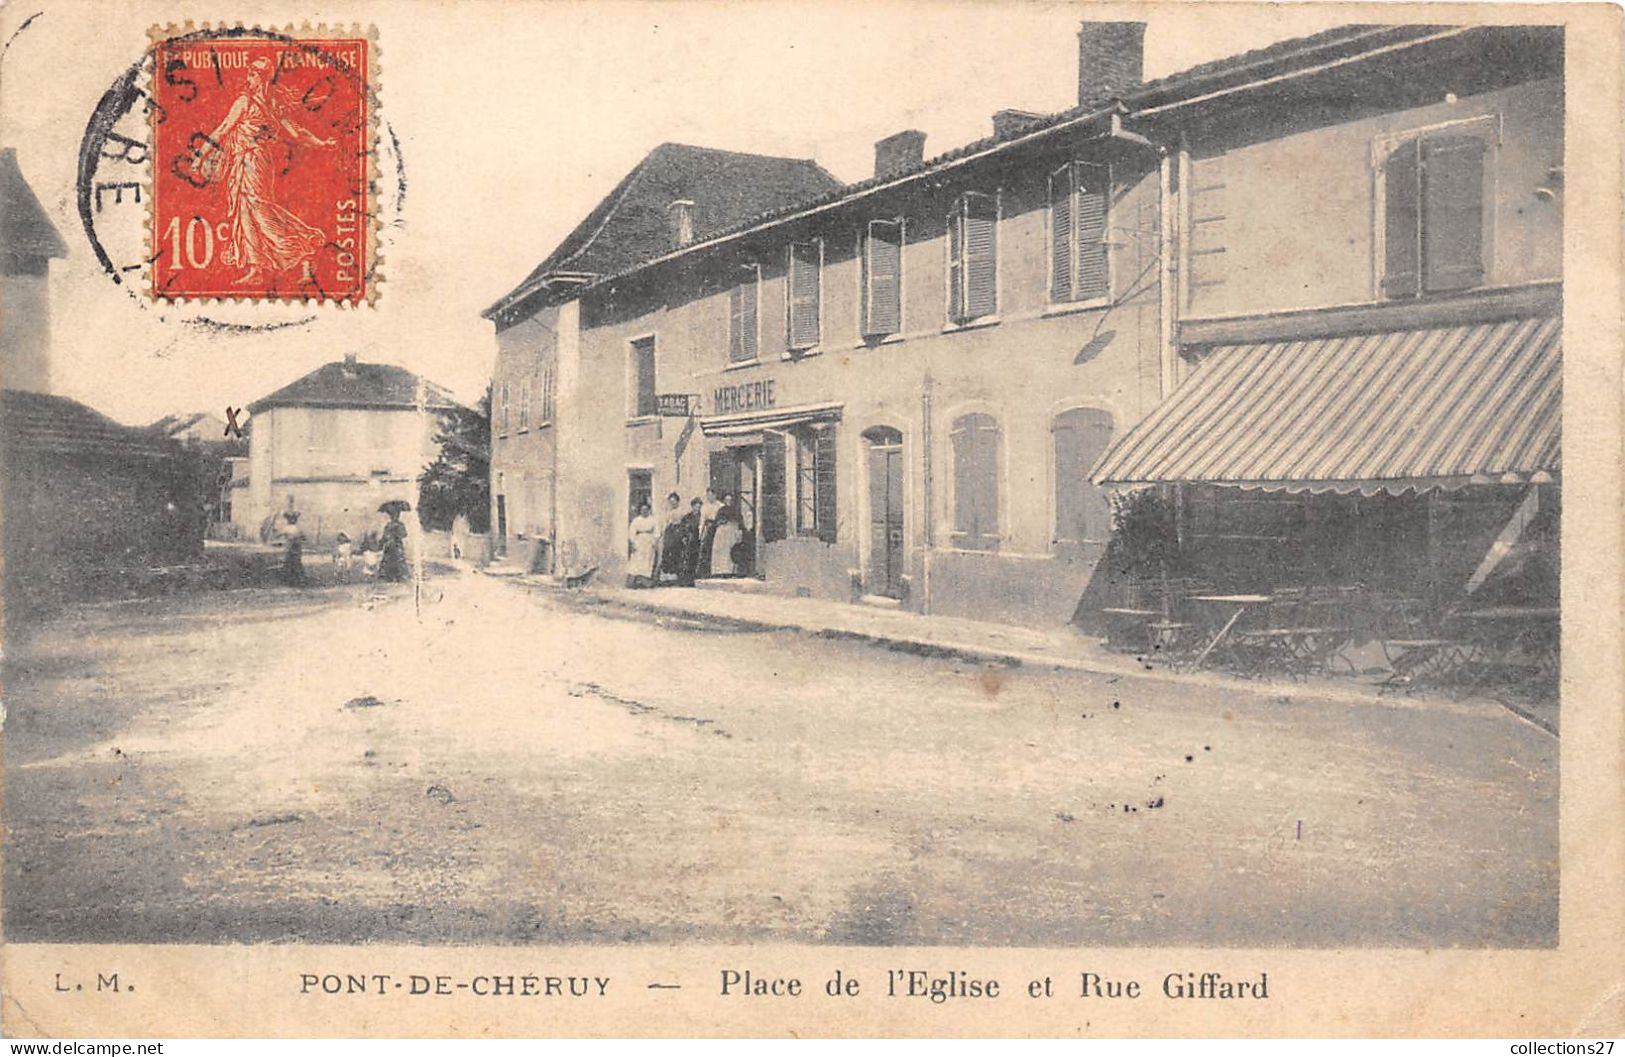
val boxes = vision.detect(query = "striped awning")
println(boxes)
[1093,314,1560,494]
[699,401,843,438]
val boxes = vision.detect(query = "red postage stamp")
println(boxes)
[149,29,375,303]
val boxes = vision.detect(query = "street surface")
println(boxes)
[3,573,1556,946]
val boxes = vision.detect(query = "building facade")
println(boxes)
[485,22,1563,628]
[241,355,462,544]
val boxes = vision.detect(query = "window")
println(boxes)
[367,411,392,450]
[1382,130,1488,299]
[308,412,339,451]
[628,469,652,517]
[518,377,531,430]
[862,219,903,337]
[1052,407,1114,551]
[629,337,656,419]
[947,191,998,324]
[950,412,1000,551]
[729,263,761,363]
[1049,162,1109,303]
[792,425,837,542]
[540,366,556,425]
[786,240,822,351]
[499,381,510,434]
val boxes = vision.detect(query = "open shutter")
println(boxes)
[946,208,965,322]
[1049,165,1074,302]
[1421,135,1486,294]
[863,220,902,336]
[963,192,998,319]
[760,432,787,542]
[787,241,821,349]
[815,425,838,544]
[729,267,758,362]
[1075,163,1109,300]
[1382,139,1422,299]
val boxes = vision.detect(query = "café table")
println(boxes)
[1187,594,1274,669]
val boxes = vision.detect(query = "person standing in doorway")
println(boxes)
[626,502,659,587]
[710,494,743,576]
[658,492,686,585]
[696,488,722,578]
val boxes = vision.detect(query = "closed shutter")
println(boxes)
[863,220,902,336]
[1421,135,1486,293]
[1052,408,1114,549]
[1382,139,1422,299]
[632,338,656,417]
[1075,163,1109,301]
[951,413,1000,551]
[946,209,965,322]
[815,425,838,544]
[761,432,787,542]
[962,192,998,320]
[729,266,758,362]
[1049,165,1074,303]
[787,241,821,349]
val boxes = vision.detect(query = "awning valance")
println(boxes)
[700,401,843,438]
[1092,314,1560,495]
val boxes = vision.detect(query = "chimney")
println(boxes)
[874,129,926,179]
[1077,20,1146,105]
[667,199,695,249]
[342,350,359,375]
[992,109,1045,139]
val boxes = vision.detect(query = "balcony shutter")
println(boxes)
[787,241,821,349]
[1421,135,1486,294]
[761,431,787,542]
[947,209,965,322]
[1382,139,1422,299]
[863,220,902,336]
[963,192,998,319]
[814,425,838,544]
[1075,163,1109,301]
[729,268,758,362]
[1049,165,1074,302]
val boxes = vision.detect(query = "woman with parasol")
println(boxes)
[378,500,411,582]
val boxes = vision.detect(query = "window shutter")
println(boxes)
[952,414,999,551]
[787,241,821,349]
[946,209,965,322]
[962,192,997,319]
[760,432,787,542]
[729,267,758,362]
[1049,165,1074,303]
[1052,408,1114,549]
[863,220,902,336]
[815,425,838,544]
[1421,135,1486,294]
[1075,163,1109,301]
[1382,139,1422,299]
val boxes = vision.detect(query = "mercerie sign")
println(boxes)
[712,380,776,415]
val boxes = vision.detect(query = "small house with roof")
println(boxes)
[241,354,463,544]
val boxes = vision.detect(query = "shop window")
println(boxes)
[786,241,822,351]
[729,263,761,363]
[947,191,998,324]
[862,219,903,337]
[1049,162,1109,303]
[1052,407,1114,550]
[793,424,838,543]
[950,412,1001,551]
[628,336,657,419]
[1381,128,1490,299]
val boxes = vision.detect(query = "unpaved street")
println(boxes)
[3,573,1556,946]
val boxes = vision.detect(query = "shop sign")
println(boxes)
[713,380,777,415]
[656,393,698,417]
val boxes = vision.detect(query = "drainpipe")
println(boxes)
[921,372,934,615]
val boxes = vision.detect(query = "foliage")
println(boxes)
[1102,486,1185,580]
[417,387,491,533]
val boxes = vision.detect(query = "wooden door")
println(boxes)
[865,428,905,598]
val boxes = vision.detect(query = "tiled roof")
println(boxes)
[2,389,175,459]
[487,143,842,317]
[1,148,68,261]
[248,361,463,413]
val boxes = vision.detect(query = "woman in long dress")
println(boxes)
[379,513,409,582]
[710,496,743,576]
[696,489,722,578]
[196,58,335,287]
[625,503,658,587]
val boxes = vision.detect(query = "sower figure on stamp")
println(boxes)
[195,57,335,287]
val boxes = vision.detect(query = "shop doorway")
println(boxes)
[708,446,759,576]
[494,495,507,558]
[627,469,652,519]
[865,426,905,599]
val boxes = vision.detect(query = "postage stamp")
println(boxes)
[147,27,377,304]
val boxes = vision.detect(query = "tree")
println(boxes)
[418,387,491,533]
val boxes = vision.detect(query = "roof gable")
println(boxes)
[1,148,68,262]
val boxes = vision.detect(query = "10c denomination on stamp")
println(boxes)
[149,28,376,303]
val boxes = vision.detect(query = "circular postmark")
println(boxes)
[76,24,404,330]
